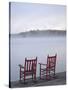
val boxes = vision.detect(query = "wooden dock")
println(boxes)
[10,72,66,88]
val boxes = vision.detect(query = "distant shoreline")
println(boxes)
[10,30,66,37]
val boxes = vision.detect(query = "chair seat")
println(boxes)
[21,70,34,75]
[41,68,49,72]
[41,67,55,71]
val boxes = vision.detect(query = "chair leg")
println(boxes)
[32,73,33,80]
[24,73,26,83]
[46,70,50,80]
[46,69,48,80]
[34,72,36,80]
[40,70,41,79]
[49,70,51,79]
[20,68,21,81]
[40,65,41,79]
[20,73,21,81]
[40,71,41,79]
[53,69,55,78]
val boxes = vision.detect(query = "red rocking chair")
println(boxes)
[39,54,57,80]
[19,57,37,82]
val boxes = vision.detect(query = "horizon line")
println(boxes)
[10,29,66,34]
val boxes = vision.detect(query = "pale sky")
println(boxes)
[10,2,66,34]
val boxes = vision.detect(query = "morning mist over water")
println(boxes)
[10,30,66,81]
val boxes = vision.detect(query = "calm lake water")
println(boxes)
[10,35,66,81]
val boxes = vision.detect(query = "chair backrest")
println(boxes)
[24,57,37,72]
[47,54,57,69]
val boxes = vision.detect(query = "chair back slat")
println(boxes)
[25,57,37,72]
[29,61,31,71]
[47,54,57,68]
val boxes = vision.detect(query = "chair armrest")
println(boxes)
[39,63,46,66]
[18,64,24,68]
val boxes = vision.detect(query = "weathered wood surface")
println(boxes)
[10,72,66,88]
